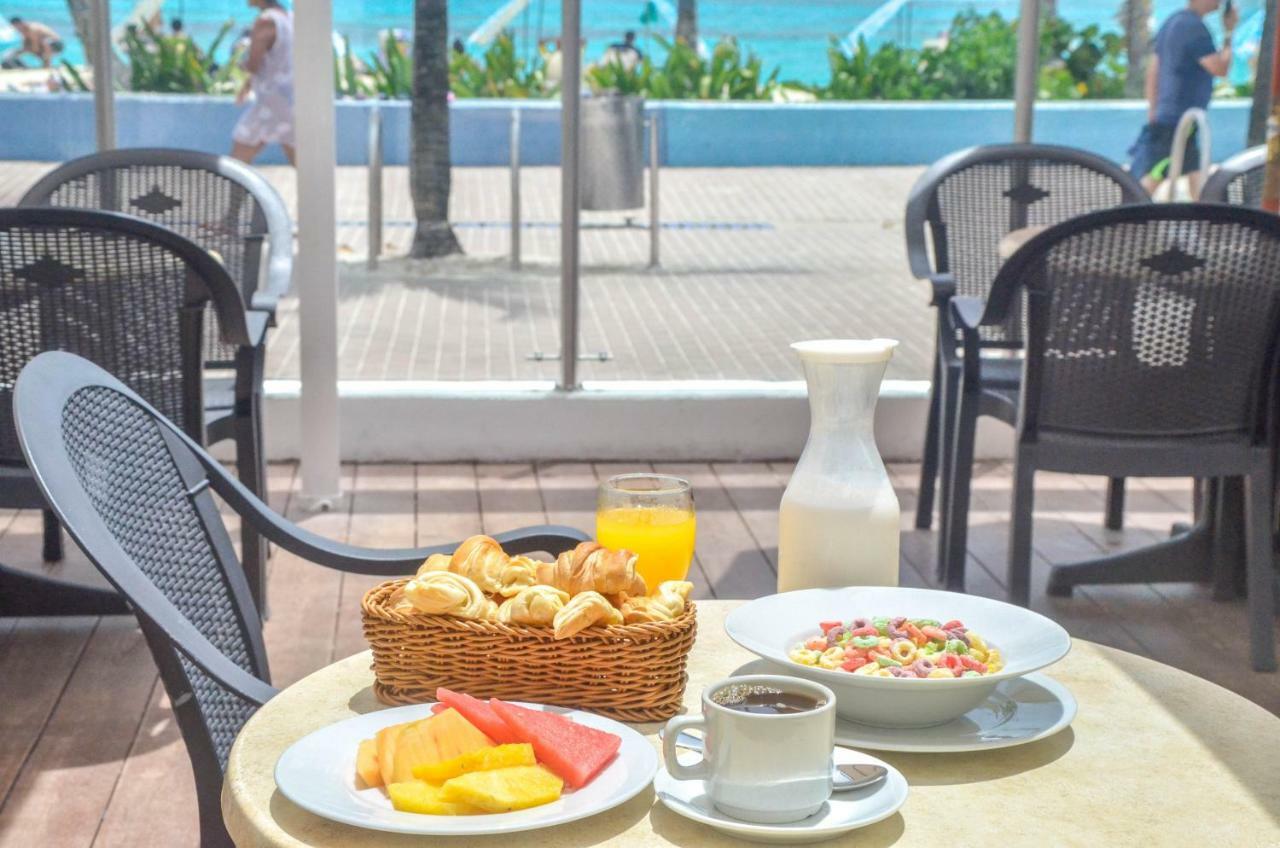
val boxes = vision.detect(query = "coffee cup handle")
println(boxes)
[662,715,711,780]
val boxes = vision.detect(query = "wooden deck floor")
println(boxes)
[0,461,1275,846]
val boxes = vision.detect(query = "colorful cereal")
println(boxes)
[788,616,1004,678]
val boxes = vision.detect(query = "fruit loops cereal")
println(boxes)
[788,616,1003,678]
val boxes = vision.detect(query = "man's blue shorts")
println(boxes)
[1128,122,1201,181]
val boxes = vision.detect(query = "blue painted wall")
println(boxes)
[0,93,1252,168]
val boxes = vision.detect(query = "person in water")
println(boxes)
[231,0,295,165]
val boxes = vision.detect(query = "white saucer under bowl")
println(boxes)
[653,745,908,845]
[732,659,1076,753]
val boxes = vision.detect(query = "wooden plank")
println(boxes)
[413,464,482,547]
[0,617,97,808]
[654,463,775,600]
[535,463,599,535]
[882,462,955,590]
[91,681,197,848]
[262,464,355,687]
[476,464,546,537]
[710,463,784,574]
[333,464,417,661]
[0,617,157,847]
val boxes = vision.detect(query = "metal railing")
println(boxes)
[367,103,383,269]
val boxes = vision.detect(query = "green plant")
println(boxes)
[449,33,548,97]
[369,32,414,98]
[587,36,781,101]
[124,19,243,94]
[59,59,90,92]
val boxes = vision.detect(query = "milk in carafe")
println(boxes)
[777,339,901,591]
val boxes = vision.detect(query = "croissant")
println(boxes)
[552,590,624,639]
[497,585,571,626]
[403,571,497,620]
[537,542,641,596]
[621,580,694,624]
[445,536,545,597]
[416,553,452,576]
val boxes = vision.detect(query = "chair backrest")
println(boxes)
[14,351,273,847]
[0,207,249,465]
[985,204,1280,443]
[1200,145,1267,206]
[905,143,1151,343]
[19,148,291,365]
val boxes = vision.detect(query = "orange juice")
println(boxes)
[596,506,697,587]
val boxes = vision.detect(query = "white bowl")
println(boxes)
[724,586,1071,728]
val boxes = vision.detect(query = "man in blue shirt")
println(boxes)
[1128,0,1237,195]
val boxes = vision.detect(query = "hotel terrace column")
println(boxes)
[292,0,342,506]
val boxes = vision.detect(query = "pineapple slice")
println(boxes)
[440,765,564,813]
[412,743,536,783]
[390,708,494,784]
[356,738,382,787]
[387,780,483,815]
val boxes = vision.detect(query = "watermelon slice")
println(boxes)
[435,688,522,744]
[489,698,621,789]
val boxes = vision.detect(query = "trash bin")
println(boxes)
[580,95,645,211]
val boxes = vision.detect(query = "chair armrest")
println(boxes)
[138,610,277,706]
[244,309,270,348]
[950,296,987,382]
[252,251,291,317]
[927,273,956,306]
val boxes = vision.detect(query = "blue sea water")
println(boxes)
[1,0,1263,86]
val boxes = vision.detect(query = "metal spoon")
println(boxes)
[657,728,888,792]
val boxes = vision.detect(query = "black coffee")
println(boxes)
[711,684,824,715]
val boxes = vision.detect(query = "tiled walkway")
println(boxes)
[0,461,1276,846]
[0,161,934,382]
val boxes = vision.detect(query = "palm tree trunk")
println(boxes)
[1120,0,1151,99]
[1248,1,1276,146]
[676,0,697,46]
[410,0,462,258]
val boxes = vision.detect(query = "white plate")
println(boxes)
[724,586,1072,727]
[733,659,1077,753]
[274,701,659,836]
[654,745,908,845]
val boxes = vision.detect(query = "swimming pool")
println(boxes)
[2,0,1262,86]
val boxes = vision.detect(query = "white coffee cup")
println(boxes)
[662,674,836,824]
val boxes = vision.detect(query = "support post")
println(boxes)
[648,111,660,269]
[1012,0,1040,143]
[510,107,522,269]
[559,0,582,390]
[294,0,342,506]
[90,0,115,150]
[367,103,383,271]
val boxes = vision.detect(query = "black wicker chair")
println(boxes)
[0,207,268,618]
[1200,145,1266,206]
[13,351,590,847]
[905,144,1150,576]
[19,149,291,595]
[943,204,1279,672]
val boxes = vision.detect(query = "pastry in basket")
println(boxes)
[537,541,646,597]
[620,580,693,624]
[552,590,624,639]
[416,553,452,575]
[497,585,571,626]
[443,535,542,597]
[403,572,498,621]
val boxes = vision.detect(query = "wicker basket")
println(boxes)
[362,579,697,722]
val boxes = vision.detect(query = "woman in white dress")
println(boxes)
[231,0,294,164]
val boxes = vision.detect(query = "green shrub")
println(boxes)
[124,19,244,94]
[449,34,549,97]
[587,36,781,100]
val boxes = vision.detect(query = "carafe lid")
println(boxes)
[790,338,899,364]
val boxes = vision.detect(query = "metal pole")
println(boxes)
[1166,108,1211,201]
[510,107,522,269]
[90,0,115,150]
[559,0,581,389]
[295,0,343,505]
[367,103,383,270]
[1012,0,1040,143]
[648,112,660,268]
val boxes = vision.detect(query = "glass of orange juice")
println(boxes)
[596,474,696,588]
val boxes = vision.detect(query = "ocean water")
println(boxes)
[2,0,1262,86]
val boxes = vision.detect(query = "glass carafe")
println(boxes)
[777,339,901,592]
